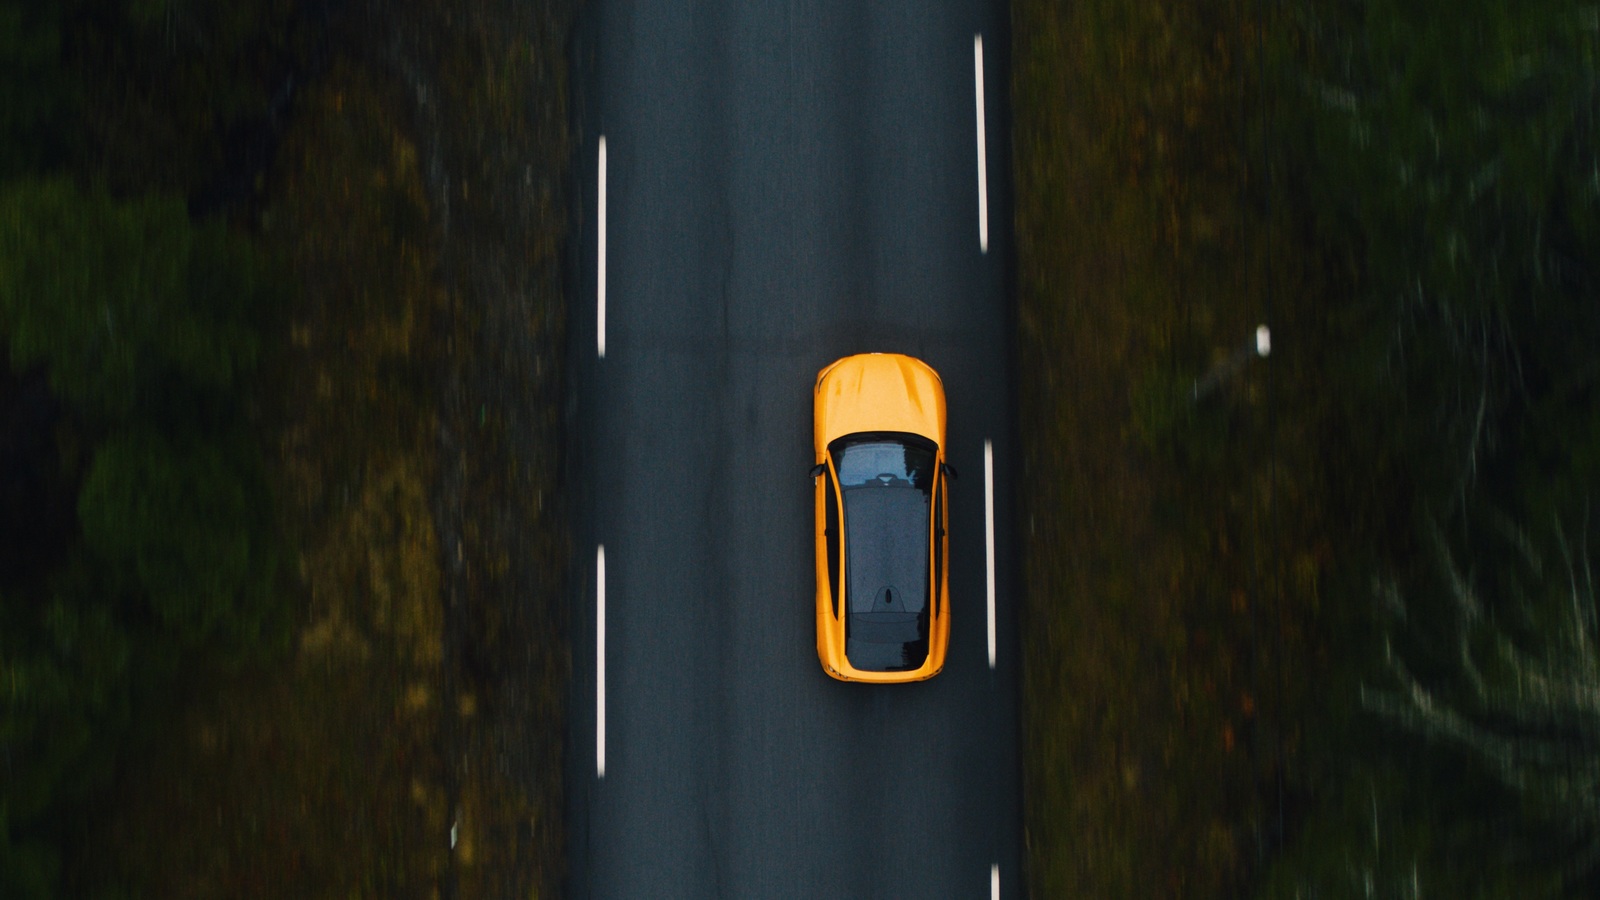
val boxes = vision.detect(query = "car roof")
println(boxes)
[836,438,933,672]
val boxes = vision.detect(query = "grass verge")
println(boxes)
[1011,0,1362,894]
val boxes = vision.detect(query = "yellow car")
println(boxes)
[811,353,952,682]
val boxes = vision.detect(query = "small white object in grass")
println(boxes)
[450,821,458,849]
[1256,325,1271,358]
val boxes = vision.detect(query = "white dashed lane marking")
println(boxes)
[597,137,609,359]
[974,34,990,254]
[596,544,607,778]
[985,439,996,669]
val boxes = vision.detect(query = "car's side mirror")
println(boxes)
[809,462,826,479]
[941,462,958,480]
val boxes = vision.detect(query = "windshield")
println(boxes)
[834,438,935,492]
[831,435,936,671]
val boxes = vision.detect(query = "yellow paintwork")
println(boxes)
[813,353,950,683]
[814,352,946,449]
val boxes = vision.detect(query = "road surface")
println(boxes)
[566,1,1020,896]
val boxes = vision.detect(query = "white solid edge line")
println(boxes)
[984,440,996,668]
[974,34,989,254]
[991,863,1000,900]
[596,544,607,778]
[597,137,608,359]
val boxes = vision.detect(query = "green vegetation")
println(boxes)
[0,181,266,422]
[0,0,571,896]
[77,426,277,647]
[0,174,284,898]
[1013,0,1597,894]
[1257,0,1599,893]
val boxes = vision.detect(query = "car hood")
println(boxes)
[815,353,946,448]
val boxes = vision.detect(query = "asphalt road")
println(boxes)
[566,2,1019,896]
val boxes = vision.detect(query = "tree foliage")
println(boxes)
[1284,0,1598,507]
[0,1,305,895]
[1363,509,1600,884]
[1256,764,1565,899]
[0,178,284,846]
[1,584,131,816]
[1,562,133,895]
[0,178,265,423]
[1261,0,1600,893]
[0,1,71,179]
[0,810,59,900]
[66,0,303,199]
[78,427,276,647]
